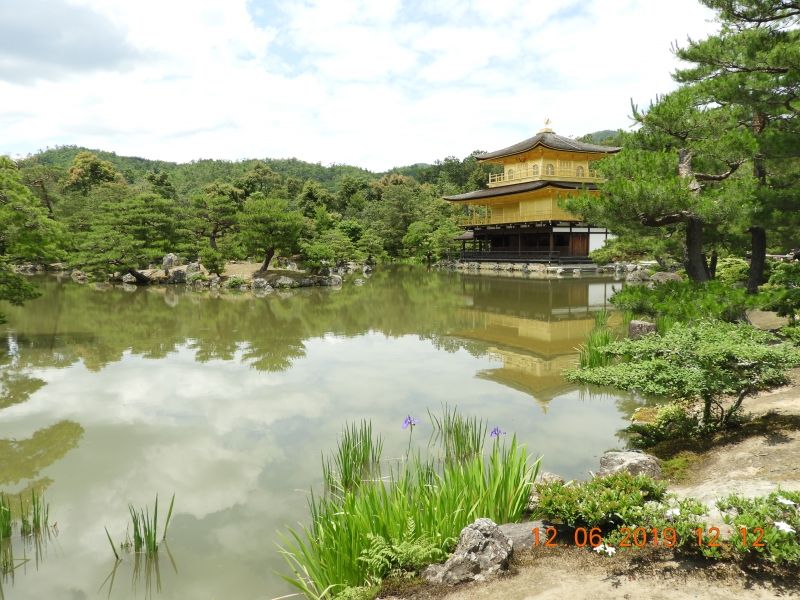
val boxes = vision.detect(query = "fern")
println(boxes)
[356,518,451,581]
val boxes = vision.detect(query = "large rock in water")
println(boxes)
[422,518,512,585]
[597,451,661,479]
[121,273,137,284]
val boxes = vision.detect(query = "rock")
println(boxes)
[555,268,565,275]
[252,278,269,290]
[209,275,220,288]
[186,261,201,276]
[626,270,651,282]
[362,264,373,275]
[70,269,87,283]
[422,518,512,585]
[121,273,137,284]
[526,471,565,511]
[498,520,546,553]
[319,274,342,287]
[629,319,657,339]
[597,450,661,479]
[572,268,581,276]
[273,276,297,289]
[650,271,682,284]
[168,269,186,284]
[47,262,67,272]
[353,278,365,286]
[298,277,314,287]
[162,253,181,270]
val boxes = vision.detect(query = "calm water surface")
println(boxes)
[0,267,646,599]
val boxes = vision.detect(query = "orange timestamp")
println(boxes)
[532,526,768,548]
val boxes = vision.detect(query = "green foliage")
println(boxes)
[577,310,616,368]
[566,321,800,427]
[610,280,750,323]
[718,490,800,564]
[108,494,175,557]
[427,404,486,464]
[225,275,247,289]
[589,235,676,265]
[199,245,225,276]
[302,229,361,272]
[534,473,668,529]
[357,518,449,581]
[714,257,750,285]
[626,403,706,449]
[280,410,540,595]
[761,262,800,324]
[63,151,119,193]
[239,194,304,269]
[778,326,800,345]
[322,421,383,493]
[0,261,40,323]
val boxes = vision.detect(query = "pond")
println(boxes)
[0,266,644,599]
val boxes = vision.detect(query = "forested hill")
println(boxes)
[20,145,377,195]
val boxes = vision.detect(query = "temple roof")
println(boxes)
[443,180,598,202]
[477,131,620,161]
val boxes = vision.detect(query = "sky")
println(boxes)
[0,0,719,171]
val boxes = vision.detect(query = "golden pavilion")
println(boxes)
[444,125,619,263]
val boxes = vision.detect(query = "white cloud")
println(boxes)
[0,0,718,170]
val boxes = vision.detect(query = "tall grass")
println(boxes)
[279,410,540,597]
[322,420,383,493]
[0,496,10,541]
[428,404,486,463]
[107,494,175,558]
[577,310,616,368]
[19,490,49,536]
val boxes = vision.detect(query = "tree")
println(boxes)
[0,157,62,320]
[146,170,177,199]
[239,193,304,272]
[63,151,119,193]
[191,181,243,249]
[71,190,179,281]
[296,180,336,217]
[237,162,283,197]
[673,0,800,292]
[567,89,754,281]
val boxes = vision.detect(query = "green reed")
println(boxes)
[428,403,486,463]
[0,496,10,541]
[280,410,540,597]
[107,494,175,558]
[322,420,383,493]
[577,310,616,368]
[19,489,49,536]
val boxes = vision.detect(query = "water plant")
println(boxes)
[19,489,49,536]
[322,420,383,493]
[577,310,616,368]
[0,496,10,541]
[106,494,175,558]
[279,409,540,597]
[428,404,485,463]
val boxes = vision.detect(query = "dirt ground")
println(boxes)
[403,367,800,600]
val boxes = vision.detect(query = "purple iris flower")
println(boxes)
[490,426,506,438]
[402,415,419,429]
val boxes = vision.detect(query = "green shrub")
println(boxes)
[357,518,449,580]
[626,403,706,449]
[199,246,225,276]
[610,280,750,324]
[779,326,800,345]
[760,262,800,325]
[589,236,674,265]
[187,272,207,283]
[533,473,667,529]
[717,491,800,564]
[566,321,800,428]
[224,275,247,289]
[714,257,749,285]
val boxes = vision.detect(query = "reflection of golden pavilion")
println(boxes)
[454,276,617,406]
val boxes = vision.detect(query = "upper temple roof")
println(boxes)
[477,130,621,161]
